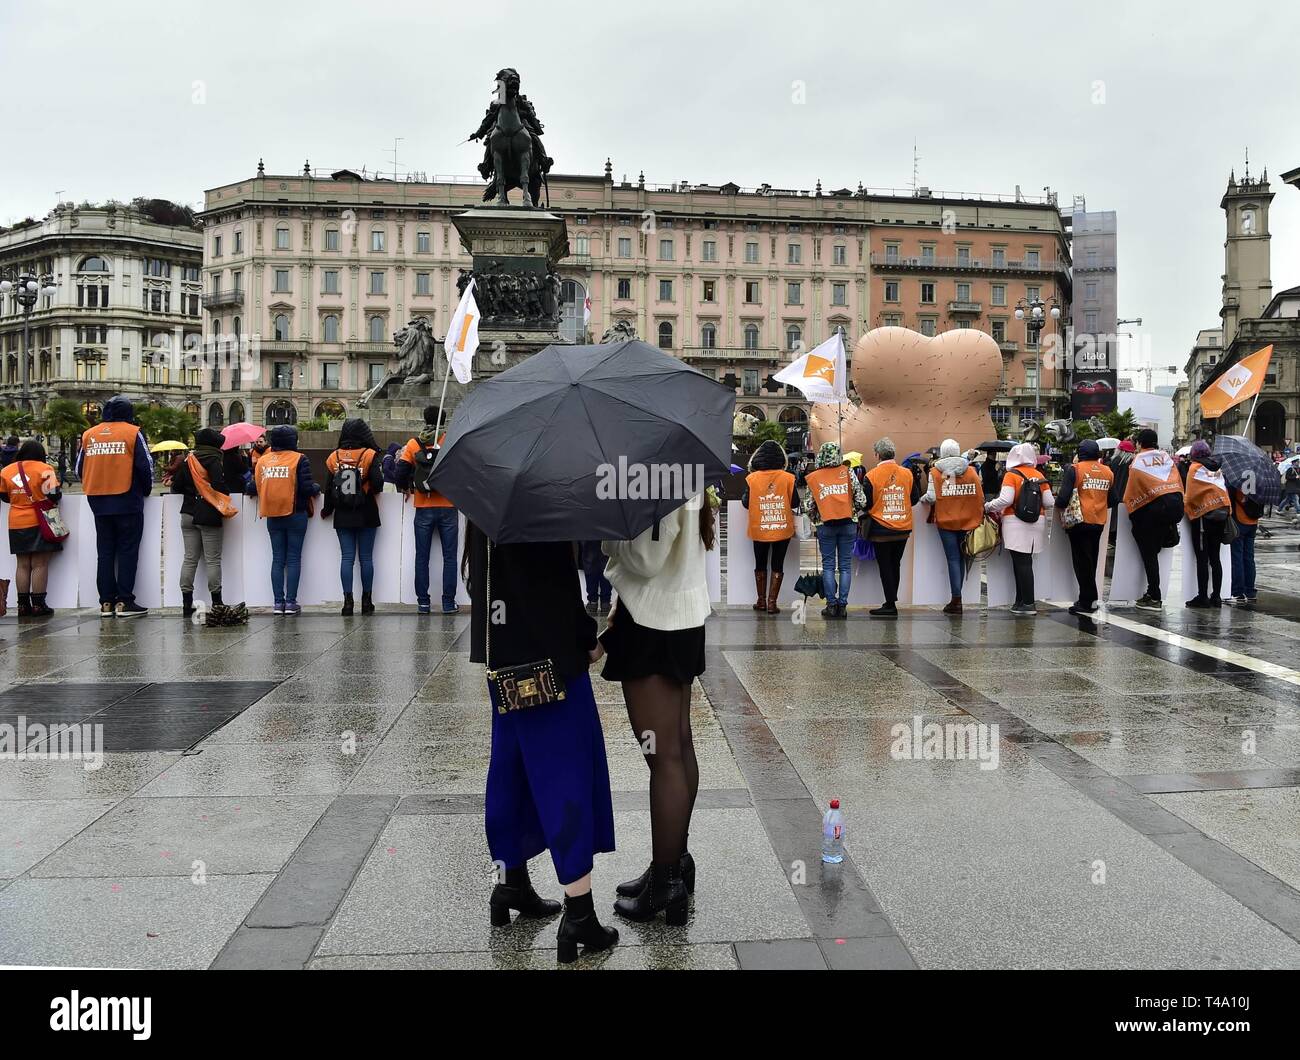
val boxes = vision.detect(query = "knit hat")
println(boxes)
[1189,439,1212,460]
[1118,439,1137,453]
[1077,439,1100,460]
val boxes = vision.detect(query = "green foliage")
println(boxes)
[1100,408,1139,441]
[38,399,90,445]
[135,404,198,446]
[0,407,35,437]
[750,420,788,447]
[298,416,330,433]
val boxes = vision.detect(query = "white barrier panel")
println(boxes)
[1038,512,1112,606]
[0,499,85,609]
[846,519,915,607]
[910,510,981,606]
[1108,505,1174,604]
[72,497,165,608]
[161,494,248,607]
[724,502,799,607]
[1178,518,1233,602]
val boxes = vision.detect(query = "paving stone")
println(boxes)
[0,798,118,877]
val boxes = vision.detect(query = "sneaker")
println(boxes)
[1232,594,1247,604]
[116,601,148,618]
[1245,594,1258,603]
[1134,595,1162,612]
[1185,596,1212,609]
[442,603,461,615]
[100,602,115,618]
[1209,595,1223,607]
[585,600,598,615]
[1067,604,1088,616]
[284,601,301,616]
[273,602,286,615]
[1010,604,1037,616]
[869,603,898,619]
[417,602,432,615]
[820,604,838,619]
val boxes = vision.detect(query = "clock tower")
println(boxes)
[1220,154,1273,348]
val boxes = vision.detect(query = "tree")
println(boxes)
[38,399,89,452]
[0,407,35,437]
[135,405,198,446]
[1100,408,1139,441]
[751,420,788,448]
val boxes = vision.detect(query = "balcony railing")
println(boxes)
[947,301,982,314]
[202,290,245,309]
[680,345,783,361]
[871,253,1069,276]
[345,341,394,356]
[998,341,1019,354]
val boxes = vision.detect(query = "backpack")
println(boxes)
[1240,496,1265,519]
[1011,469,1044,523]
[412,443,439,494]
[330,450,368,510]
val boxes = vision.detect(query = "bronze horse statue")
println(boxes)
[469,68,552,208]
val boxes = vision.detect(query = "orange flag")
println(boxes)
[1199,344,1273,419]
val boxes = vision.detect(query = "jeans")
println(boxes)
[336,526,378,595]
[1280,492,1300,513]
[874,538,908,605]
[938,528,966,598]
[1230,522,1257,598]
[93,511,144,605]
[579,540,612,604]
[817,521,855,606]
[1066,522,1104,608]
[267,511,308,605]
[415,507,459,609]
[179,513,223,594]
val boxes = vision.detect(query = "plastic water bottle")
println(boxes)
[821,799,845,863]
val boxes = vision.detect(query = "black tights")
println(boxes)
[623,675,698,865]
[753,537,790,574]
[1190,518,1223,599]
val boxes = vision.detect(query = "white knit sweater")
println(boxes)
[602,501,711,631]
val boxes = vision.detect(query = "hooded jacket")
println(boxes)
[985,442,1055,554]
[247,425,320,514]
[322,418,385,528]
[75,395,154,515]
[170,428,230,527]
[799,442,867,526]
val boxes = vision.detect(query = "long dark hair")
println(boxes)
[16,440,47,463]
[699,497,716,551]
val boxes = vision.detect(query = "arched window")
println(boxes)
[368,315,385,343]
[323,314,340,343]
[700,323,717,349]
[739,404,766,422]
[265,399,297,425]
[78,256,110,272]
[779,406,808,424]
[657,321,673,350]
[744,324,760,350]
[81,401,102,424]
[228,400,246,424]
[315,399,345,421]
[559,279,587,342]
[184,402,201,419]
[324,226,340,252]
[232,316,241,338]
[274,314,290,341]
[207,402,225,428]
[785,324,802,352]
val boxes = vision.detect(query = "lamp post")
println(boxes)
[0,269,59,418]
[1014,296,1061,422]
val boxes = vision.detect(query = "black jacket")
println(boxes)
[467,528,597,679]
[171,429,229,527]
[322,418,385,529]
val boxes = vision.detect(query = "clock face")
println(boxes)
[1241,208,1256,234]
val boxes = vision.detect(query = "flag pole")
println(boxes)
[1242,386,1263,439]
[434,341,452,436]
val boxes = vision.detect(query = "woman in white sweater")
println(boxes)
[600,490,716,925]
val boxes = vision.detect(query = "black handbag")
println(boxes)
[484,541,566,714]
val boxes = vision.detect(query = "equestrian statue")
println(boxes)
[468,67,553,208]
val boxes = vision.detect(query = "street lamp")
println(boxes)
[1014,296,1061,422]
[0,269,59,417]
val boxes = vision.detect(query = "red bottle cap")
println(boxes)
[830,799,840,809]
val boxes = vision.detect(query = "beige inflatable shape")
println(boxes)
[810,327,1001,461]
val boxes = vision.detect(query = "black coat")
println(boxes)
[171,442,229,527]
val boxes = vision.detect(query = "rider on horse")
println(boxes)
[468,68,553,205]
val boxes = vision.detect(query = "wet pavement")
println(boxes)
[1,565,1298,970]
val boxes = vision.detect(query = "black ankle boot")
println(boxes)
[211,589,223,607]
[361,591,375,615]
[29,593,53,617]
[489,866,561,926]
[17,593,32,618]
[182,591,194,619]
[615,851,696,897]
[341,593,354,616]
[613,861,688,925]
[556,890,618,964]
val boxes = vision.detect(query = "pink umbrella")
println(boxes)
[221,422,265,450]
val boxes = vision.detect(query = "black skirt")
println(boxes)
[9,527,62,555]
[600,600,706,684]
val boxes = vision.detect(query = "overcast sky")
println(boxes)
[3,0,1297,387]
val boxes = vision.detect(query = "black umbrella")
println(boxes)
[975,440,1014,452]
[430,339,733,543]
[1213,434,1282,506]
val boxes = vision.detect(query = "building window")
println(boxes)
[743,369,759,395]
[991,319,1006,342]
[369,271,386,295]
[745,241,759,263]
[618,236,632,258]
[1085,310,1099,332]
[702,280,716,302]
[273,269,290,293]
[920,245,935,264]
[207,402,225,427]
[368,362,385,388]
[232,230,243,255]
[744,324,760,350]
[266,399,297,425]
[787,243,801,264]
[884,281,899,302]
[884,244,899,264]
[617,278,632,299]
[786,282,802,305]
[827,244,845,266]
[1026,285,1040,303]
[323,315,340,343]
[659,279,673,301]
[275,226,290,250]
[700,322,717,348]
[702,240,717,262]
[575,234,589,256]
[785,324,801,351]
[657,321,673,349]
[213,236,222,258]
[559,279,587,342]
[1026,249,1040,267]
[321,362,340,389]
[416,230,431,253]
[323,270,340,295]
[956,283,972,302]
[79,255,110,272]
[745,281,761,304]
[829,283,846,307]
[274,314,290,341]
[956,246,970,265]
[919,318,936,337]
[991,247,1006,266]
[659,238,673,260]
[325,227,340,252]
[370,229,386,252]
[882,314,902,327]
[416,272,431,296]
[368,315,385,343]
[1087,249,1098,267]
[1024,363,1038,389]
[920,282,935,304]
[991,284,1006,306]
[272,362,291,389]
[991,406,1011,425]
[1085,282,1098,300]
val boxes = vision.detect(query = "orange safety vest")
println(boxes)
[0,460,59,530]
[929,466,983,531]
[255,450,303,517]
[401,436,453,509]
[746,469,796,541]
[1000,465,1049,519]
[1074,459,1113,526]
[1123,449,1184,513]
[79,421,141,496]
[867,461,914,531]
[326,448,376,492]
[805,465,855,522]
[1231,490,1258,526]
[1184,461,1230,520]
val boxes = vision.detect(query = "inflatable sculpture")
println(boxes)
[810,327,1002,461]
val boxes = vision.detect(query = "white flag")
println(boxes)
[444,279,479,385]
[774,332,847,404]
[583,293,592,327]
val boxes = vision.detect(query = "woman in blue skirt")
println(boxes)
[465,524,618,964]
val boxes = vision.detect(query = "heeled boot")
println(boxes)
[489,865,561,926]
[556,890,618,964]
[752,570,767,611]
[17,593,33,618]
[361,591,375,615]
[29,593,53,617]
[0,578,9,617]
[340,593,354,616]
[616,850,695,898]
[766,571,784,614]
[612,861,688,925]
